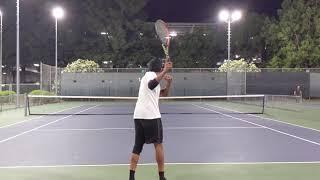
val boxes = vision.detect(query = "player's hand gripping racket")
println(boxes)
[155,19,170,59]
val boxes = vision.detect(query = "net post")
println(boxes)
[262,95,266,114]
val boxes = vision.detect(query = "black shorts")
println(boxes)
[134,118,163,144]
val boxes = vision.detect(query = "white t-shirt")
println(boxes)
[134,72,161,119]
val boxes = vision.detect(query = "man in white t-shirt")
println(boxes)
[129,58,172,180]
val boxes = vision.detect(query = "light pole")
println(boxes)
[0,10,3,92]
[219,10,242,61]
[52,7,64,95]
[16,0,20,107]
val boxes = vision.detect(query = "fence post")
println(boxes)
[49,66,52,92]
[244,66,247,95]
[24,93,28,116]
[40,62,43,90]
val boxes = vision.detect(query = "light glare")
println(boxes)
[219,10,229,22]
[232,10,242,22]
[52,7,64,19]
[169,31,177,37]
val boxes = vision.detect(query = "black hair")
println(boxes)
[147,58,162,72]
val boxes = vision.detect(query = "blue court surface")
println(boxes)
[0,102,319,168]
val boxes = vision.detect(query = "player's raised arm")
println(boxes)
[160,74,173,97]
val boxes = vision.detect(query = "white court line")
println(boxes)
[0,161,320,169]
[0,106,99,144]
[205,103,320,133]
[250,113,320,133]
[193,104,320,146]
[35,126,264,132]
[0,105,87,129]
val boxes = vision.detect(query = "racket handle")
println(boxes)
[165,56,170,62]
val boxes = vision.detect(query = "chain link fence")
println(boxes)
[40,63,62,94]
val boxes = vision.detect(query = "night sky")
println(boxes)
[0,0,284,67]
[146,0,282,22]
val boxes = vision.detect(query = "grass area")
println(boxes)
[263,108,320,130]
[209,101,320,131]
[0,164,319,180]
[0,104,17,112]
[0,102,84,127]
[28,102,85,114]
[0,108,31,127]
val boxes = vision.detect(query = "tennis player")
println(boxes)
[129,58,173,180]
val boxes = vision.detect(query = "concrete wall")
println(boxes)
[246,72,310,98]
[310,73,320,98]
[61,72,318,98]
[61,72,228,96]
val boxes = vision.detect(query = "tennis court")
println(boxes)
[0,95,320,179]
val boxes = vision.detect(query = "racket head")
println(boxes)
[155,19,170,46]
[155,20,170,58]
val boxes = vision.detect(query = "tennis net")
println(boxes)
[25,94,266,116]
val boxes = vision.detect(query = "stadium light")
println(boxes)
[169,31,177,37]
[232,10,242,22]
[52,7,64,19]
[52,7,64,95]
[219,9,242,61]
[219,10,230,22]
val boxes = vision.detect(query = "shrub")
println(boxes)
[63,59,101,73]
[0,91,16,96]
[29,90,54,96]
[219,59,261,72]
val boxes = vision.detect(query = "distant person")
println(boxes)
[293,85,303,102]
[129,57,173,180]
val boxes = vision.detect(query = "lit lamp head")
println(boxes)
[219,10,242,23]
[231,10,242,22]
[219,10,230,22]
[52,7,64,19]
[169,31,177,37]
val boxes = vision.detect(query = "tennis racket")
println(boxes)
[155,19,170,59]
